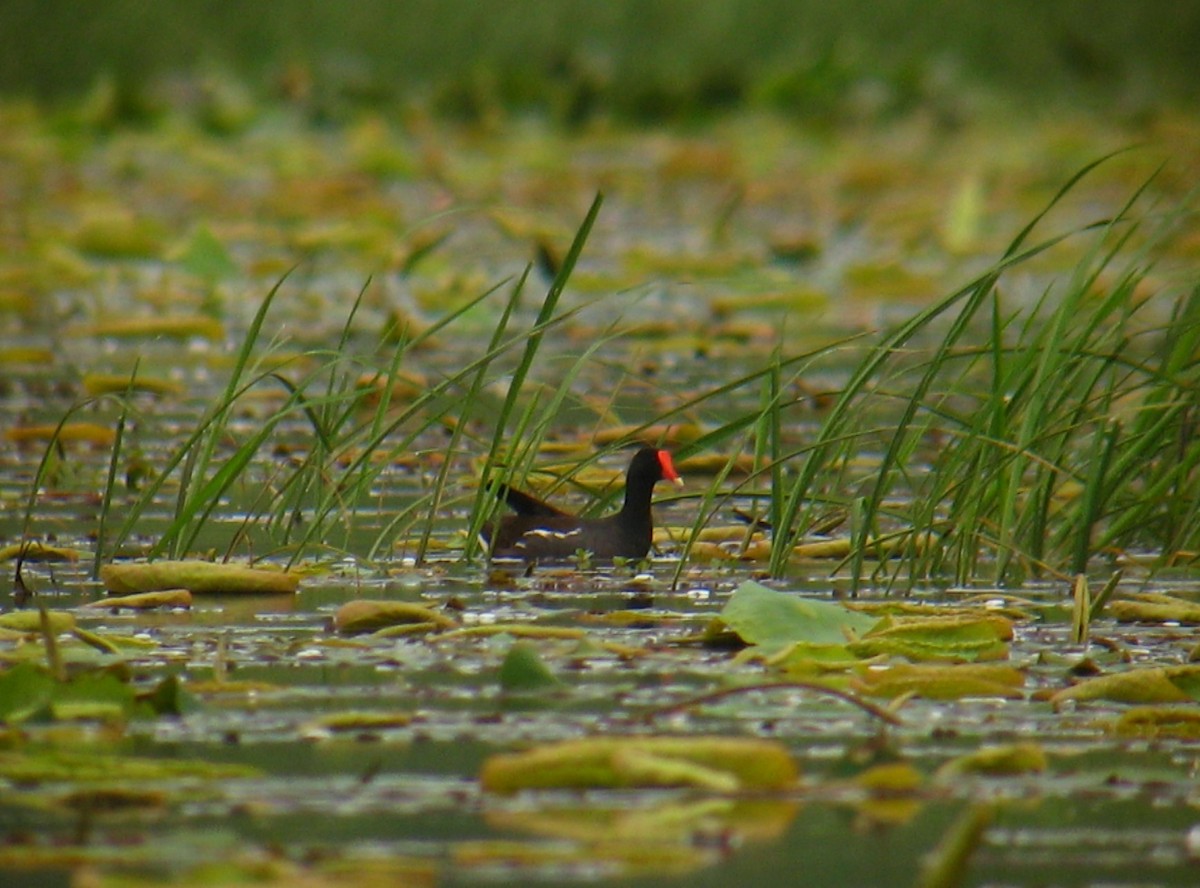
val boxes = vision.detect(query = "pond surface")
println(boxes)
[1,107,1200,885]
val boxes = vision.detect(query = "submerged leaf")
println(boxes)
[917,804,993,888]
[935,742,1047,779]
[453,838,706,879]
[481,736,798,793]
[485,798,797,845]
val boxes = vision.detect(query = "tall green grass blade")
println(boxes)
[93,363,141,579]
[470,192,603,557]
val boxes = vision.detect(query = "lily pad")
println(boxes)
[100,560,299,595]
[80,314,225,341]
[0,610,75,633]
[1108,593,1200,624]
[5,422,115,447]
[499,641,563,693]
[0,541,82,562]
[851,613,1013,662]
[852,663,1025,700]
[1109,706,1200,738]
[1050,664,1200,707]
[711,580,880,651]
[0,747,258,782]
[481,736,799,793]
[935,742,1047,778]
[0,662,136,724]
[81,372,183,397]
[333,599,457,634]
[83,589,193,609]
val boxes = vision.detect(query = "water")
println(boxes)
[2,112,1199,885]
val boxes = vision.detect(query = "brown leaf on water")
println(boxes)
[684,541,745,562]
[71,205,165,258]
[851,613,1013,663]
[76,314,224,341]
[848,600,1033,622]
[353,369,429,405]
[934,742,1047,780]
[304,711,414,733]
[5,422,115,448]
[790,532,937,560]
[100,560,299,595]
[592,423,703,447]
[1108,592,1200,624]
[0,347,54,365]
[453,839,707,880]
[851,760,925,794]
[58,786,169,811]
[481,736,799,793]
[851,663,1025,700]
[1050,664,1200,707]
[333,599,458,634]
[1108,706,1200,739]
[676,453,760,475]
[917,804,993,888]
[83,589,193,609]
[485,798,797,846]
[81,373,183,397]
[0,541,82,563]
[436,623,585,640]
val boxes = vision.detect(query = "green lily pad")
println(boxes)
[0,662,137,724]
[1051,664,1200,707]
[851,613,1013,662]
[852,662,1025,700]
[500,641,563,693]
[711,581,880,651]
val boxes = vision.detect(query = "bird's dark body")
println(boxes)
[484,447,681,562]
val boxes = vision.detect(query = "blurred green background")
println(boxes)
[1,0,1196,124]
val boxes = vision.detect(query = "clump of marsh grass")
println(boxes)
[79,197,608,569]
[765,155,1199,588]
[21,163,1193,592]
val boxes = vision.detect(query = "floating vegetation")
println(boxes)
[99,560,300,595]
[0,67,1197,885]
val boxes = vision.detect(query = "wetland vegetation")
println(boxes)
[1,3,1199,886]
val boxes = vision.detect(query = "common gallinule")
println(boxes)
[485,447,683,561]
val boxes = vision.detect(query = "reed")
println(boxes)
[762,157,1197,587]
